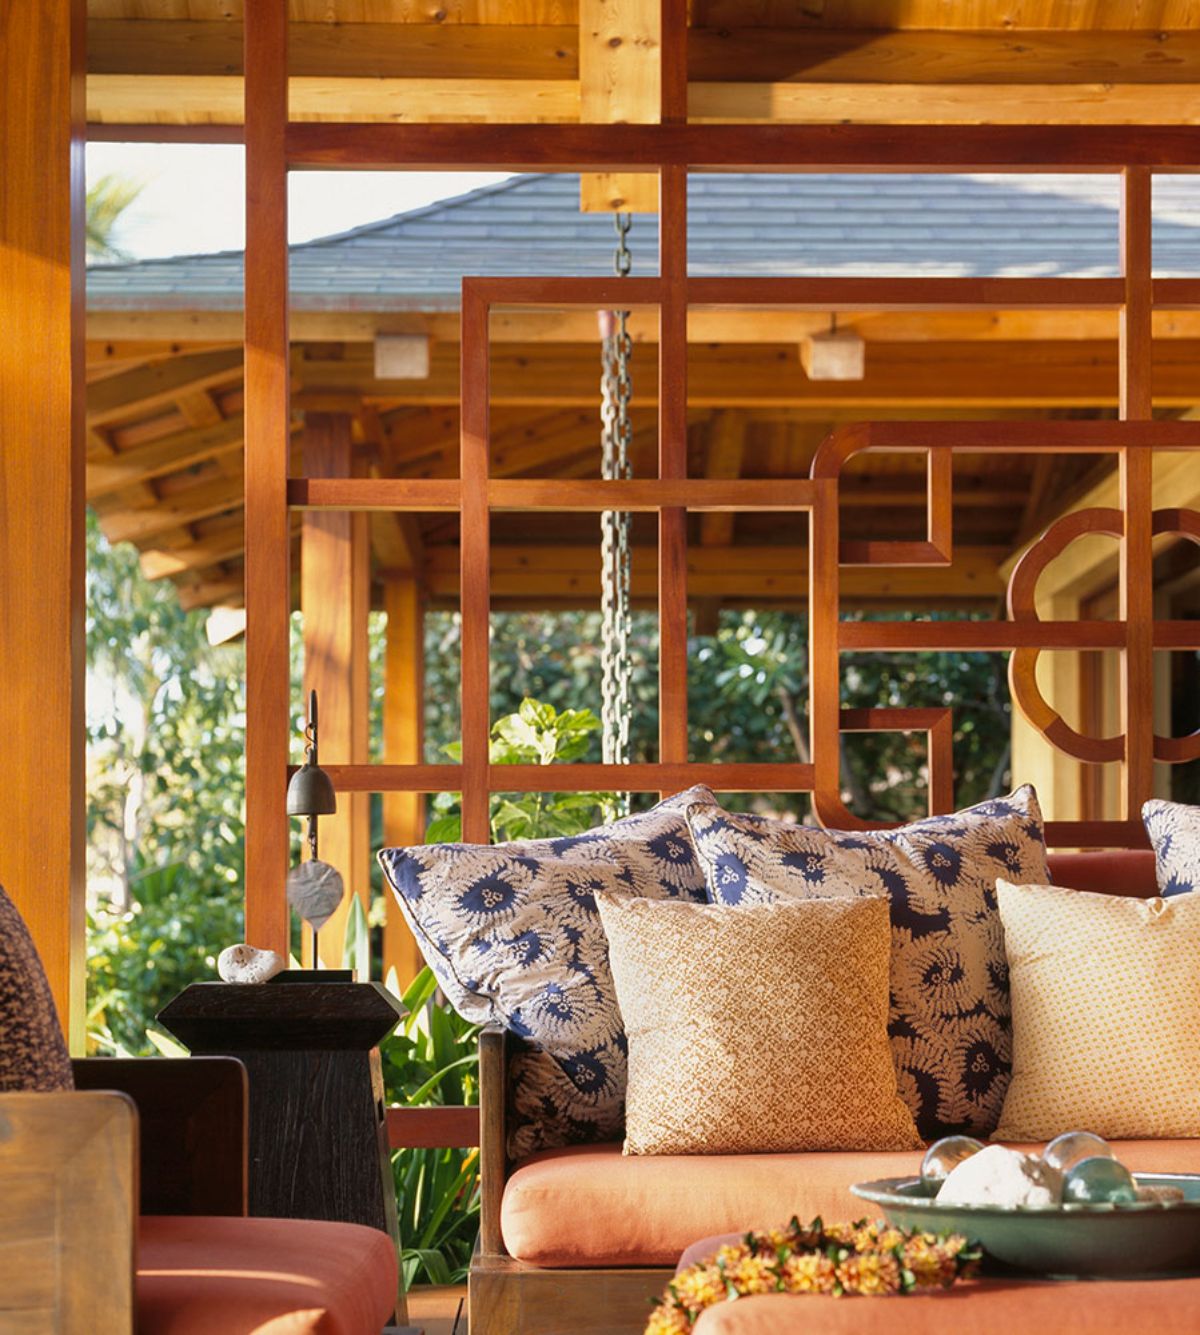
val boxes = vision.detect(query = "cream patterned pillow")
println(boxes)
[993,878,1200,1142]
[595,893,922,1156]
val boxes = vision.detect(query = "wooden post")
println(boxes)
[301,413,371,968]
[0,0,86,1047]
[244,0,292,954]
[382,576,427,987]
[1118,165,1155,822]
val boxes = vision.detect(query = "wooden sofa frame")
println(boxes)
[469,1029,673,1335]
[0,1056,247,1334]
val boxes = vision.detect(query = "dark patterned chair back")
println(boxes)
[0,884,73,1091]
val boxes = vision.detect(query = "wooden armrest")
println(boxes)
[478,1027,508,1258]
[0,1090,136,1334]
[73,1056,247,1217]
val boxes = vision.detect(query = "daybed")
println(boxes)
[468,850,1179,1335]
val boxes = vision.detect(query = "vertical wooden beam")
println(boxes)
[1118,165,1154,821]
[657,163,689,776]
[809,474,843,826]
[301,413,371,967]
[382,575,427,986]
[656,0,689,779]
[460,284,492,843]
[0,0,86,1047]
[579,0,661,214]
[244,0,291,954]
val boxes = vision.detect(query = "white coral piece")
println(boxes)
[218,943,286,984]
[936,1144,1060,1208]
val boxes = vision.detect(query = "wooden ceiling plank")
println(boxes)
[690,81,1200,125]
[88,19,579,79]
[139,515,300,582]
[175,388,224,427]
[687,28,1200,85]
[100,472,245,545]
[87,73,580,124]
[86,2,580,26]
[87,413,245,498]
[87,347,244,426]
[692,0,1200,29]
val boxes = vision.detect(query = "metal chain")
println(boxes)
[599,212,634,775]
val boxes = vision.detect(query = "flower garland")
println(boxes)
[646,1217,981,1334]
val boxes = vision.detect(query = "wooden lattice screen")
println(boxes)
[242,0,1200,954]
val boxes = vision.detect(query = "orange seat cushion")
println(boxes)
[501,1140,1200,1268]
[137,1216,397,1335]
[690,1277,1200,1334]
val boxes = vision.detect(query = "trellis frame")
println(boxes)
[245,0,1200,955]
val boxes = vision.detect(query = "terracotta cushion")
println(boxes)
[1047,850,1157,896]
[689,1278,1200,1334]
[137,1216,397,1335]
[502,1140,1200,1268]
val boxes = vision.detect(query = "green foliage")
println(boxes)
[86,173,144,263]
[424,608,1012,822]
[86,513,246,1053]
[88,858,243,1055]
[427,698,614,843]
[380,968,481,1289]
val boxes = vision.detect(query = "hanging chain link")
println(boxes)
[599,212,634,774]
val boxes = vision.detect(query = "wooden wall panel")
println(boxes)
[0,0,86,1045]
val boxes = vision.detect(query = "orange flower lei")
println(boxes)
[646,1217,980,1335]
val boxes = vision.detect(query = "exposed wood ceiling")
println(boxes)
[86,2,1200,126]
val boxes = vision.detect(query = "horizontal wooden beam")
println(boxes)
[423,542,1008,601]
[292,339,1200,409]
[318,761,817,793]
[286,477,819,511]
[85,307,1200,349]
[88,74,579,125]
[387,1105,480,1151]
[690,82,1200,126]
[285,122,1200,170]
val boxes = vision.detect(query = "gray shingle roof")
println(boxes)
[86,171,1200,310]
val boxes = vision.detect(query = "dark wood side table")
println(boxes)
[158,981,412,1325]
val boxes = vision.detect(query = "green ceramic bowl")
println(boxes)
[851,1173,1200,1278]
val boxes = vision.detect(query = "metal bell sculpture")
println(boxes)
[285,690,344,964]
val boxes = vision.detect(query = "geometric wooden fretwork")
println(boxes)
[242,0,1200,955]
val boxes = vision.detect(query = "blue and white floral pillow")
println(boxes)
[684,787,1049,1140]
[378,786,715,1155]
[1144,800,1200,898]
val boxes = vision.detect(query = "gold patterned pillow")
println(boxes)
[993,879,1200,1141]
[595,893,922,1155]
